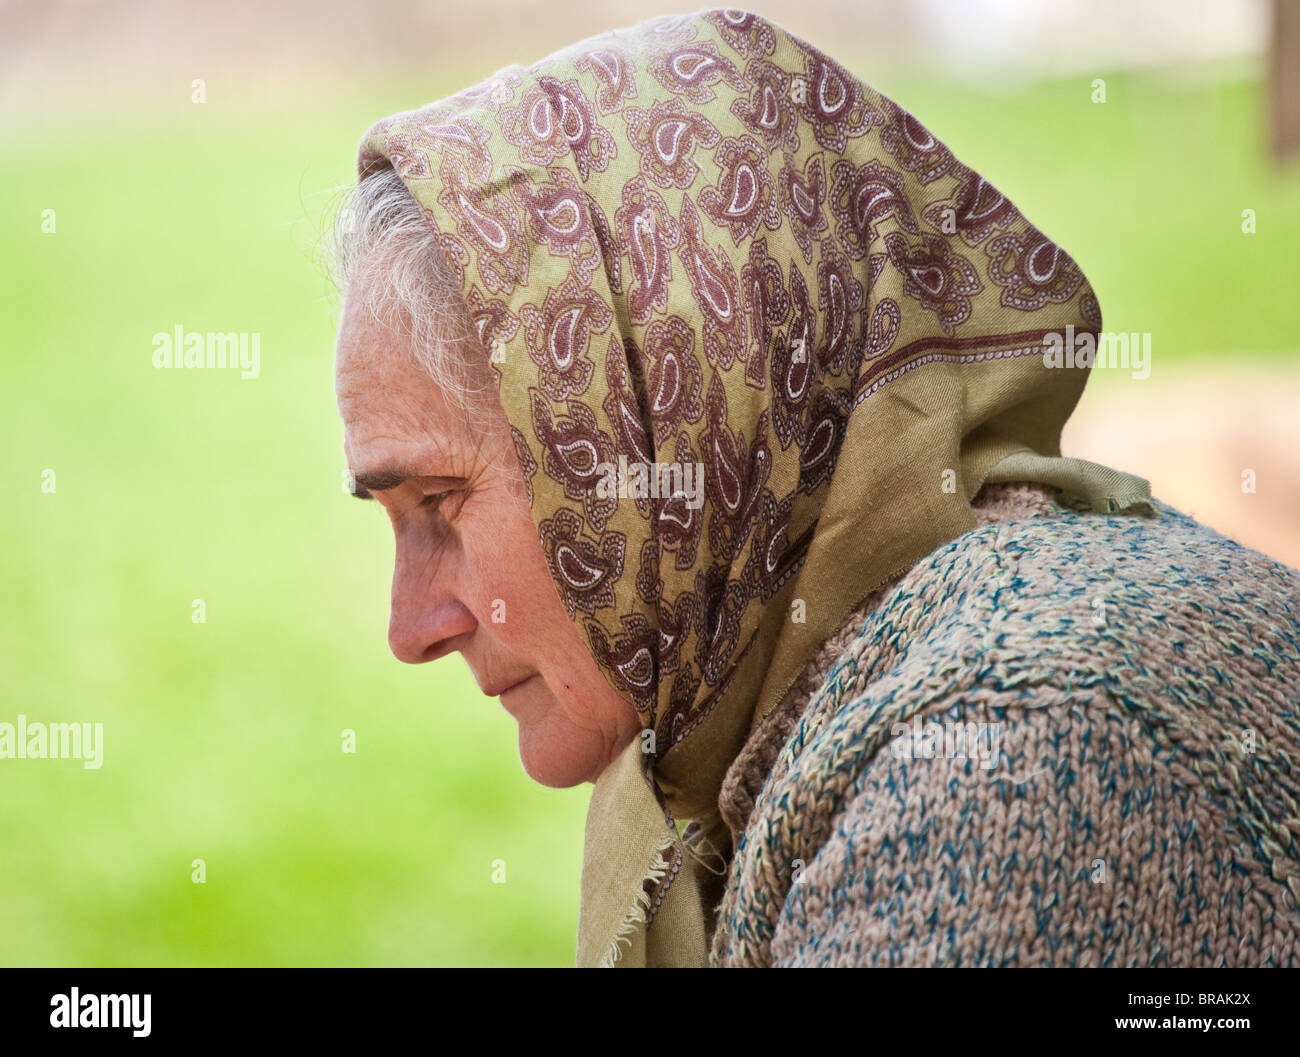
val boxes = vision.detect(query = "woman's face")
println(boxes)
[334,275,641,787]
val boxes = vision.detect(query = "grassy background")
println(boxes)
[2,60,1298,965]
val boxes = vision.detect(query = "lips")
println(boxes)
[484,674,535,698]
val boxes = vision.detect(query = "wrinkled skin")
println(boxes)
[334,275,640,787]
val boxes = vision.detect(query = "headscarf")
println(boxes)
[355,8,1153,967]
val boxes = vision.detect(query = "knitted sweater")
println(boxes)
[710,483,1300,967]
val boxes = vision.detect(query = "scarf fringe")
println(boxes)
[597,829,681,968]
[986,452,1158,517]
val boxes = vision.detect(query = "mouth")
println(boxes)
[484,673,536,698]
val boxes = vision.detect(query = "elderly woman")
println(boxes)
[331,10,1300,967]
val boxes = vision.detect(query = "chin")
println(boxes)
[517,724,604,788]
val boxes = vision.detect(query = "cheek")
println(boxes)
[461,495,562,633]
[513,669,640,787]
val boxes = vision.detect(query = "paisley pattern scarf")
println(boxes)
[355,8,1153,967]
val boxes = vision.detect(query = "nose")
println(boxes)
[387,531,476,664]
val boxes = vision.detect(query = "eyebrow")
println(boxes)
[349,467,413,498]
[348,467,464,500]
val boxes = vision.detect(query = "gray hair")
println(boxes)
[329,166,491,415]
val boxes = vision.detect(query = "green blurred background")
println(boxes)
[2,0,1298,966]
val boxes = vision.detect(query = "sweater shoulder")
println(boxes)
[710,502,1300,967]
[791,498,1300,749]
